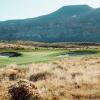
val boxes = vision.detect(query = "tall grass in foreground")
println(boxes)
[0,56,100,99]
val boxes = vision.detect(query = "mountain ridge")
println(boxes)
[0,5,100,43]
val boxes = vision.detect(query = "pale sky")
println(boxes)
[0,0,100,21]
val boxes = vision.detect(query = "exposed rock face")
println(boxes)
[8,79,42,100]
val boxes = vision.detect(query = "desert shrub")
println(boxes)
[8,79,42,100]
[29,72,51,82]
[71,93,100,100]
[2,67,26,81]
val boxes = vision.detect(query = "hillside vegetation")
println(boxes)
[0,5,100,42]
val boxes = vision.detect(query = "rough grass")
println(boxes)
[0,56,100,100]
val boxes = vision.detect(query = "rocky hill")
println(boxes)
[0,5,100,43]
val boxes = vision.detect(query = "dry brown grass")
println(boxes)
[8,79,42,100]
[0,56,100,100]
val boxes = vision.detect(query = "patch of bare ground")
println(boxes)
[0,56,100,100]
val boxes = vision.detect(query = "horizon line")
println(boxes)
[0,4,99,22]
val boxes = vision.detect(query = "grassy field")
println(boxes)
[0,48,100,67]
[1,55,100,100]
[0,43,100,100]
[0,49,68,67]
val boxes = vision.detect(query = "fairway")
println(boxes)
[0,49,68,67]
[0,48,100,67]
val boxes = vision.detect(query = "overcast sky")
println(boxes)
[0,0,100,21]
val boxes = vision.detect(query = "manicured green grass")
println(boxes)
[0,49,68,67]
[0,48,100,67]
